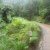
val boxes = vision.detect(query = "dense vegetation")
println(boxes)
[0,17,41,50]
[0,0,50,23]
[0,0,50,50]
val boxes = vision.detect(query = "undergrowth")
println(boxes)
[0,17,41,50]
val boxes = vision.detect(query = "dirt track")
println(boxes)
[39,24,50,50]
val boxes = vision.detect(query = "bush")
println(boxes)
[0,17,41,50]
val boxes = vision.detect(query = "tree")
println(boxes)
[1,6,12,23]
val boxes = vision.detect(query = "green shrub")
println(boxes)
[0,17,41,50]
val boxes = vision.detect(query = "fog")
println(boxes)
[2,0,28,5]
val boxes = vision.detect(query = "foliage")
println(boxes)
[39,9,47,17]
[0,0,50,49]
[0,0,50,23]
[0,17,41,50]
